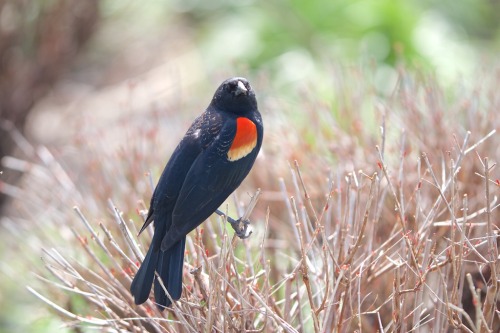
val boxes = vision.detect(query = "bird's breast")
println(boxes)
[227,117,258,162]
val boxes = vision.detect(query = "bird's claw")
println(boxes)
[215,209,253,239]
[230,218,252,239]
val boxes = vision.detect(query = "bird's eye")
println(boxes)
[228,81,237,91]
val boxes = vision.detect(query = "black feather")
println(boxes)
[130,77,263,308]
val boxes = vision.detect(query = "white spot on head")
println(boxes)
[192,129,201,139]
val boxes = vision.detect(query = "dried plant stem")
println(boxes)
[376,145,420,272]
[342,173,376,265]
[294,160,320,228]
[290,196,320,333]
[27,286,110,326]
[248,285,299,333]
[109,199,145,262]
[466,273,492,333]
[481,157,499,329]
[421,153,490,264]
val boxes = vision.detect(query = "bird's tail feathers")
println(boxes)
[130,243,158,305]
[154,237,186,309]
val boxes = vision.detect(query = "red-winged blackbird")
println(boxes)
[130,77,263,308]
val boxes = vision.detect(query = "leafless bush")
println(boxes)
[2,66,499,332]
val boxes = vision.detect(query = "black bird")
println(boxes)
[130,77,263,308]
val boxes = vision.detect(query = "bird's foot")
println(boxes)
[215,209,253,239]
[230,218,252,239]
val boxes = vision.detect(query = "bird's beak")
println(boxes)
[234,80,248,96]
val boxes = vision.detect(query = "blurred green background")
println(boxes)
[0,0,499,332]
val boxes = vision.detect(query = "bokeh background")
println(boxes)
[1,0,499,332]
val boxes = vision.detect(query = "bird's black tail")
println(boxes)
[130,240,158,305]
[130,236,186,309]
[154,237,185,307]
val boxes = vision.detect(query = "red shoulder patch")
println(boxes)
[227,117,257,161]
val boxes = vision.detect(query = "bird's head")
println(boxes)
[210,77,258,115]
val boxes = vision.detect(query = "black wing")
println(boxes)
[160,117,262,251]
[138,111,223,243]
